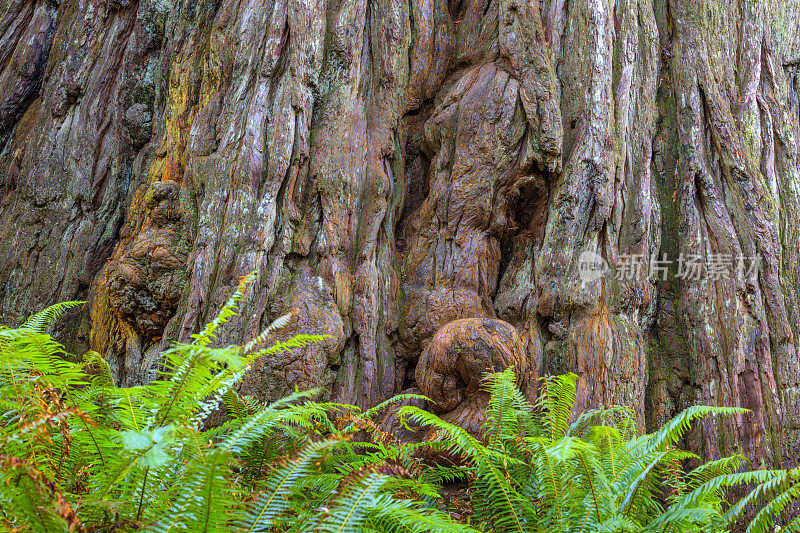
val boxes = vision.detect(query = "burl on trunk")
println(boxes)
[1,0,800,467]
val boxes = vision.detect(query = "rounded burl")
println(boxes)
[104,180,186,341]
[415,318,530,435]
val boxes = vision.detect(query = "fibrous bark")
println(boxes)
[415,318,529,435]
[1,0,800,466]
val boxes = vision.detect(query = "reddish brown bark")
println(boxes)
[1,0,799,466]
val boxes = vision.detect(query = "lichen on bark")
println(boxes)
[2,0,800,468]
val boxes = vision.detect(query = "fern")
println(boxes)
[400,406,531,532]
[400,368,799,533]
[643,404,749,453]
[235,439,341,531]
[242,308,298,354]
[535,373,578,441]
[191,271,256,347]
[1,285,799,533]
[18,301,86,333]
[744,468,800,533]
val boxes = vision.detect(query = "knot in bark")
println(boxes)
[415,318,529,435]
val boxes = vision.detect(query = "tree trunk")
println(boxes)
[1,0,799,466]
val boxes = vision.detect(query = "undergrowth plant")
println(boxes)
[0,273,798,532]
[0,274,469,532]
[399,369,800,533]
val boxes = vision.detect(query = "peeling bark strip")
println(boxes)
[1,0,800,465]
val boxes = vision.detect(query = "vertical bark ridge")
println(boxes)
[1,0,799,466]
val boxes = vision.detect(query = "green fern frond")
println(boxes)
[653,469,784,531]
[535,373,578,440]
[567,405,638,439]
[399,406,529,533]
[316,473,389,532]
[644,405,750,453]
[191,271,256,347]
[144,449,234,533]
[744,468,800,533]
[684,455,744,489]
[18,301,85,333]
[722,468,795,524]
[235,439,341,532]
[359,394,431,421]
[483,366,530,448]
[219,389,338,455]
[249,334,329,358]
[615,450,670,514]
[365,502,481,532]
[639,507,720,533]
[243,309,298,354]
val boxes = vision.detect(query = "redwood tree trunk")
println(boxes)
[1,0,799,466]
